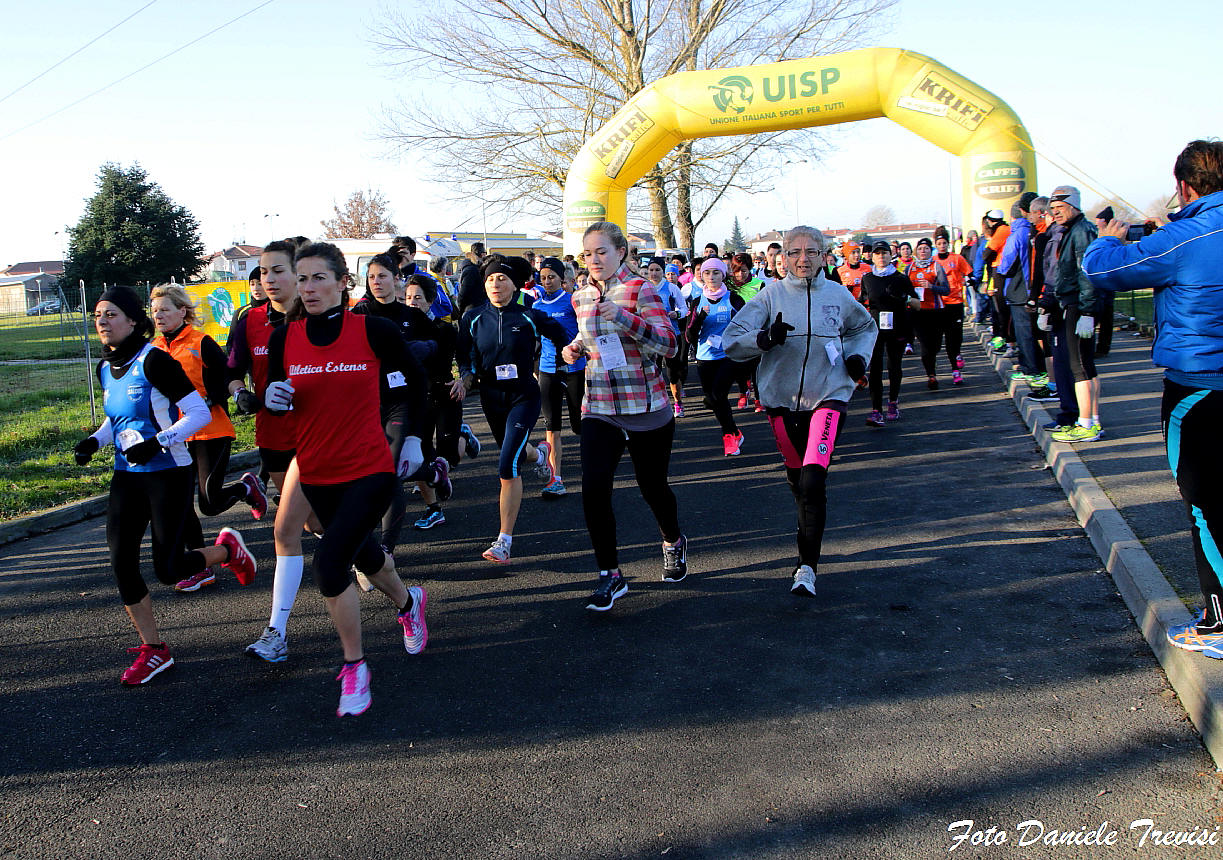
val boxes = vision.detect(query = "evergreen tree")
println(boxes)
[729,217,747,253]
[63,163,205,299]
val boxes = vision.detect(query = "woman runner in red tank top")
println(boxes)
[264,242,431,717]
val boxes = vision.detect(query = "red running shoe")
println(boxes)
[121,643,174,685]
[735,393,749,410]
[241,472,268,520]
[215,527,257,585]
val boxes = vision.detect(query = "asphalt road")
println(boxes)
[1,341,1220,859]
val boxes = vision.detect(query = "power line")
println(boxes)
[0,0,160,107]
[0,0,277,144]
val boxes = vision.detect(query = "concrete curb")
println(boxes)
[0,449,261,548]
[973,325,1223,769]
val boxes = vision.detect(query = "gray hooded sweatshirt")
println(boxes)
[723,272,877,411]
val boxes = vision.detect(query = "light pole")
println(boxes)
[784,159,808,224]
[264,213,280,242]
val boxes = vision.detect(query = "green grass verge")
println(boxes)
[0,369,255,521]
[0,311,100,360]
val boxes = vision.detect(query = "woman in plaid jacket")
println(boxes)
[562,221,689,612]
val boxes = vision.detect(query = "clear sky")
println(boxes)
[0,0,1215,266]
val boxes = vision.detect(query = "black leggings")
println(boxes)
[1163,380,1223,627]
[482,387,542,480]
[869,332,905,411]
[912,311,943,377]
[941,304,964,363]
[431,384,463,466]
[182,437,247,550]
[107,467,208,605]
[539,370,584,434]
[580,416,681,570]
[301,472,396,598]
[767,404,846,568]
[697,358,739,435]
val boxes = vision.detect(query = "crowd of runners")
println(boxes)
[71,189,1147,716]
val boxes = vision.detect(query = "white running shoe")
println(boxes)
[336,660,371,717]
[791,565,816,597]
[245,626,288,663]
[398,586,428,655]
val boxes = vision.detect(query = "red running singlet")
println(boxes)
[245,304,297,451]
[283,312,393,485]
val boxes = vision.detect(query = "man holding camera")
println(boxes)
[1083,139,1223,657]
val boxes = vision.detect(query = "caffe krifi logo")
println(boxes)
[591,107,655,167]
[709,75,754,114]
[909,69,994,132]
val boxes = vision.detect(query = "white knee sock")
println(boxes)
[268,555,304,636]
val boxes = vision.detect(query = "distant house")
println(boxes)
[822,222,943,248]
[746,231,787,257]
[204,245,264,281]
[3,260,65,278]
[0,271,62,314]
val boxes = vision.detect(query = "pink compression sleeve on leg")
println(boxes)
[803,408,840,469]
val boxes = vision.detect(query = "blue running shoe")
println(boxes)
[1167,612,1223,658]
[460,423,481,459]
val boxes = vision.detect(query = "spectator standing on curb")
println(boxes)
[995,203,1046,388]
[1083,140,1223,656]
[1046,186,1101,442]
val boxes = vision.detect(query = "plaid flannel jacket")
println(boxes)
[571,264,677,416]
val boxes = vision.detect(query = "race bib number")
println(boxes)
[879,311,894,331]
[495,364,518,380]
[708,334,722,350]
[386,370,406,388]
[915,286,926,302]
[596,334,627,371]
[824,341,841,364]
[117,428,145,451]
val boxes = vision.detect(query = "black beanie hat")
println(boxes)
[97,285,149,324]
[539,256,566,278]
[479,254,532,291]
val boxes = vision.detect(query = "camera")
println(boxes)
[1127,222,1156,242]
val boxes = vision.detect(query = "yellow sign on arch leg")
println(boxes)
[562,47,1036,255]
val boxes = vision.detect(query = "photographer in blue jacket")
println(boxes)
[1083,139,1223,658]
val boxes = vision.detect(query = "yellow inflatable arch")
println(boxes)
[562,47,1035,256]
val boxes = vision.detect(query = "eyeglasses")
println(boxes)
[786,247,820,258]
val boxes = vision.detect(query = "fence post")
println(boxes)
[81,279,96,425]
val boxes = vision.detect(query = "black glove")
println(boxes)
[123,438,165,466]
[756,313,795,351]
[844,354,866,381]
[73,437,99,466]
[233,388,261,414]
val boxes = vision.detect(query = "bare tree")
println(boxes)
[321,189,398,238]
[1083,197,1143,225]
[862,204,897,227]
[374,0,893,254]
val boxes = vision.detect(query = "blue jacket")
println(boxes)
[995,216,1033,305]
[1083,189,1223,377]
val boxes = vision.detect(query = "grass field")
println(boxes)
[0,311,100,360]
[0,370,255,521]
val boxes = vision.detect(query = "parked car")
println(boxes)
[25,300,61,316]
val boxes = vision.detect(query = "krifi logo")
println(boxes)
[710,76,754,114]
[909,70,994,131]
[591,107,655,167]
[974,161,1026,200]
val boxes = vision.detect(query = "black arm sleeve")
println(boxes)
[266,325,287,386]
[224,305,249,355]
[227,313,253,385]
[200,335,230,409]
[531,308,574,353]
[365,315,429,439]
[458,263,485,319]
[143,346,198,403]
[685,308,707,346]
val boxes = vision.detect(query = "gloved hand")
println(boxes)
[756,313,795,351]
[73,437,99,466]
[397,436,424,480]
[1036,312,1051,332]
[263,380,294,412]
[233,388,261,414]
[1075,314,1095,339]
[844,354,866,382]
[124,437,165,466]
